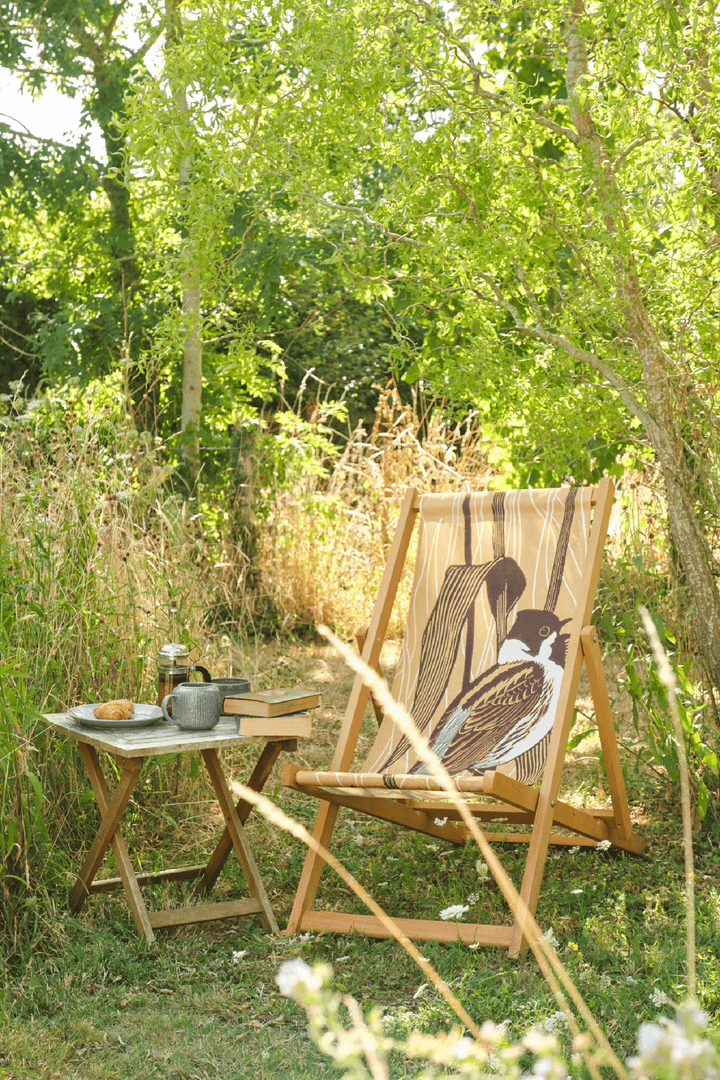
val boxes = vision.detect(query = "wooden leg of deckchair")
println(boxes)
[286,488,419,935]
[581,627,643,851]
[285,800,340,934]
[508,480,617,959]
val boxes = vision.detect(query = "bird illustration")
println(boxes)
[411,609,571,776]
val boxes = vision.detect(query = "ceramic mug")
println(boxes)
[161,682,221,731]
[210,677,250,713]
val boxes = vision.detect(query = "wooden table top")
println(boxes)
[42,712,299,759]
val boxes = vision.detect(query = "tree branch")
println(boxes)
[473,270,658,434]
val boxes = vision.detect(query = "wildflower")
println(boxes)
[651,987,671,1007]
[596,839,612,852]
[276,959,322,997]
[439,903,469,920]
[570,888,583,895]
[475,859,490,881]
[525,1028,561,1056]
[627,1006,718,1079]
[434,817,448,826]
[232,950,248,963]
[451,1036,475,1060]
[625,975,638,986]
[568,846,580,855]
[543,1011,569,1035]
[467,892,480,905]
[543,928,560,950]
[598,974,612,991]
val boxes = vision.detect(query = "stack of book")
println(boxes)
[222,687,319,737]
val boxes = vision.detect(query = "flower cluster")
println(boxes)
[439,903,470,920]
[627,1005,720,1080]
[277,961,720,1080]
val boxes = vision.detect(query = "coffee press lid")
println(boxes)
[158,642,190,663]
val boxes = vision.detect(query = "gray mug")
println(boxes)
[210,677,250,712]
[161,682,221,731]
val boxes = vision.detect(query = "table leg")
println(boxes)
[201,748,280,935]
[70,746,155,944]
[195,740,287,897]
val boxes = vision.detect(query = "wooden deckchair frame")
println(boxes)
[282,479,644,957]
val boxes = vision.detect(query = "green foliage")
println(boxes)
[614,616,719,826]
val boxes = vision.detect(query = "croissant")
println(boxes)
[93,699,135,720]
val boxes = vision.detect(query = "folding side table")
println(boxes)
[43,713,305,944]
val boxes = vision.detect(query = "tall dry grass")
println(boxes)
[253,384,497,638]
[0,377,703,952]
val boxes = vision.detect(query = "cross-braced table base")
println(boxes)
[47,718,299,944]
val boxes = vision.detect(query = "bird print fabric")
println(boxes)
[362,487,592,785]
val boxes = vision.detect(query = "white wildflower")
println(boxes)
[543,1011,569,1035]
[543,928,560,949]
[467,892,480,905]
[232,950,248,963]
[434,817,448,826]
[276,959,321,997]
[451,1036,475,1060]
[468,942,481,950]
[570,888,583,895]
[439,903,469,920]
[651,988,671,1008]
[596,839,612,852]
[532,1056,567,1079]
[525,1028,560,1054]
[568,846,580,855]
[598,974,612,991]
[625,975,639,986]
[628,1008,718,1080]
[475,859,490,881]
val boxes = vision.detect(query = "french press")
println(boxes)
[157,643,212,711]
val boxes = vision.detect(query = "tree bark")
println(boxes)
[566,2,720,691]
[180,271,202,478]
[166,0,202,482]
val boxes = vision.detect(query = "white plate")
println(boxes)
[68,703,164,730]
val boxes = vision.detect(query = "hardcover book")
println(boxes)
[223,687,320,717]
[236,711,312,738]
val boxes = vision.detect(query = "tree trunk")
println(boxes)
[166,0,202,482]
[93,61,157,434]
[566,2,720,691]
[180,271,202,479]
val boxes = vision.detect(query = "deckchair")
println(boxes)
[282,479,644,957]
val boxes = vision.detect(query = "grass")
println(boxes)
[2,663,720,1079]
[2,386,719,1076]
